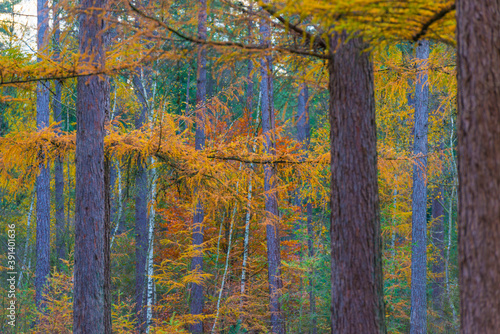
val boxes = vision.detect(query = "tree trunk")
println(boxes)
[190,0,207,332]
[35,0,51,310]
[329,33,386,334]
[410,39,430,334]
[53,3,66,268]
[456,0,500,332]
[134,68,150,332]
[431,186,445,317]
[73,0,108,332]
[260,8,285,333]
[296,82,316,334]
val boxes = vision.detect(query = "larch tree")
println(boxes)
[35,0,51,309]
[296,81,316,334]
[190,0,207,332]
[457,0,500,332]
[52,0,66,269]
[73,0,110,332]
[134,67,151,332]
[260,5,285,333]
[410,39,430,334]
[431,184,445,317]
[329,32,386,334]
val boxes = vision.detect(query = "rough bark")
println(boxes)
[190,0,207,332]
[73,0,108,332]
[410,39,430,334]
[329,33,386,334]
[53,3,66,267]
[260,8,285,333]
[35,0,51,310]
[456,0,500,332]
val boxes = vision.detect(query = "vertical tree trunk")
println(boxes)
[133,69,150,332]
[329,33,386,334]
[456,0,500,332]
[73,0,108,332]
[431,186,445,317]
[260,7,285,333]
[410,40,430,334]
[53,2,66,268]
[190,0,207,332]
[35,0,51,309]
[296,82,316,334]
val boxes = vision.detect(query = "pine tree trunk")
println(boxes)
[133,68,150,332]
[35,0,51,310]
[53,3,66,267]
[260,8,285,333]
[73,0,108,332]
[456,0,500,332]
[329,33,386,334]
[410,39,430,334]
[190,0,207,332]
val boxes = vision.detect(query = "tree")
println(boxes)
[329,32,386,334]
[190,0,207,332]
[134,68,150,332]
[410,39,430,334]
[260,4,285,333]
[457,0,500,332]
[53,0,66,269]
[35,0,51,309]
[73,0,110,332]
[296,81,316,334]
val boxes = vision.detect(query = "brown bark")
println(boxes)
[190,0,207,332]
[73,0,109,332]
[35,0,51,310]
[329,33,386,334]
[456,0,500,333]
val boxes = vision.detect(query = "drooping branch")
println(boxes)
[411,3,456,42]
[128,3,329,59]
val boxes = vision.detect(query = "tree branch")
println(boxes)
[411,3,456,42]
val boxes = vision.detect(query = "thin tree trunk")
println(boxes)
[457,1,500,332]
[212,191,239,333]
[329,33,386,334]
[445,186,457,324]
[133,67,152,332]
[410,39,430,334]
[260,6,285,333]
[73,0,108,331]
[53,1,66,268]
[110,160,123,249]
[296,82,316,334]
[190,0,207,332]
[430,186,445,317]
[35,0,51,310]
[145,155,157,333]
[19,192,35,288]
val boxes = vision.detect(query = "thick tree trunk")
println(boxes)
[35,0,51,309]
[73,0,108,332]
[260,9,285,333]
[329,33,386,334]
[410,39,430,334]
[190,0,207,332]
[430,186,445,317]
[456,0,500,332]
[53,4,66,267]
